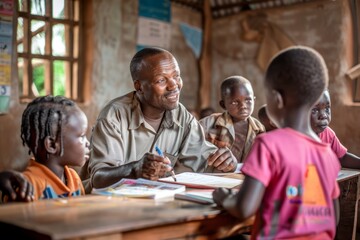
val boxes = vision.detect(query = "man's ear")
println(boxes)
[134,80,142,93]
[219,100,226,110]
[44,136,58,154]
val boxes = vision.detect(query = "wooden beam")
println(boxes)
[346,64,360,80]
[198,0,212,109]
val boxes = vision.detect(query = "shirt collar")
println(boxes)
[248,116,263,132]
[128,92,181,130]
[214,111,234,128]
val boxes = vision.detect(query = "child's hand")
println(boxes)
[0,170,34,203]
[212,187,232,207]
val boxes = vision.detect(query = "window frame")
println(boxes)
[15,0,84,102]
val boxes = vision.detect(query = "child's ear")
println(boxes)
[219,100,226,110]
[273,90,284,109]
[44,136,58,154]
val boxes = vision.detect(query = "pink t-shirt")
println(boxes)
[242,128,340,240]
[319,127,347,158]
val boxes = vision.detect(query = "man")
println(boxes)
[84,47,237,190]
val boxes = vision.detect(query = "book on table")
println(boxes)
[158,172,243,189]
[174,189,215,205]
[91,178,186,199]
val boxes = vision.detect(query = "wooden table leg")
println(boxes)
[336,176,360,240]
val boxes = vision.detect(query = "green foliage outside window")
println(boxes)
[53,61,65,96]
[32,61,65,96]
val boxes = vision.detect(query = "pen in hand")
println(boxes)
[155,146,177,182]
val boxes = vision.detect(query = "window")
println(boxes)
[16,0,83,102]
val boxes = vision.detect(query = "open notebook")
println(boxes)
[159,172,243,189]
[92,178,186,199]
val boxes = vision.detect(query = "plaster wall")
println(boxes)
[212,0,360,156]
[83,0,201,121]
[0,0,200,170]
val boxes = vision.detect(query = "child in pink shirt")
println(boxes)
[213,46,340,239]
[311,89,360,169]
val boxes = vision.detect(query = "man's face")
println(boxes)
[310,91,331,134]
[136,52,183,113]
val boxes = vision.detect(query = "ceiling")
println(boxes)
[171,0,320,19]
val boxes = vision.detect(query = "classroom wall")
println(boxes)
[0,0,359,171]
[0,0,201,171]
[211,0,360,156]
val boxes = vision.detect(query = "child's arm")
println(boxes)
[333,198,340,226]
[213,175,265,220]
[340,152,360,169]
[0,170,34,202]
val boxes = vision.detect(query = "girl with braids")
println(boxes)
[18,95,90,200]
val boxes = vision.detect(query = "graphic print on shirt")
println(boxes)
[286,164,327,206]
[302,164,326,206]
[286,164,332,228]
[42,185,82,199]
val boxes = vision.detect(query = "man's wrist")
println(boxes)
[131,160,143,178]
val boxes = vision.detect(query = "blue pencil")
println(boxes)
[155,146,177,182]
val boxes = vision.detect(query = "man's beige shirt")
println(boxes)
[87,92,218,185]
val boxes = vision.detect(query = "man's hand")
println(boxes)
[0,170,34,203]
[207,147,237,172]
[140,153,172,180]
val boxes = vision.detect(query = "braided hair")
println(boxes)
[20,95,76,160]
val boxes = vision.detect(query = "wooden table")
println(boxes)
[0,194,253,240]
[1,170,358,240]
[336,168,360,240]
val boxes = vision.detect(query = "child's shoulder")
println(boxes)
[259,128,333,151]
[257,128,306,143]
[323,126,336,135]
[199,112,223,124]
[248,116,266,133]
